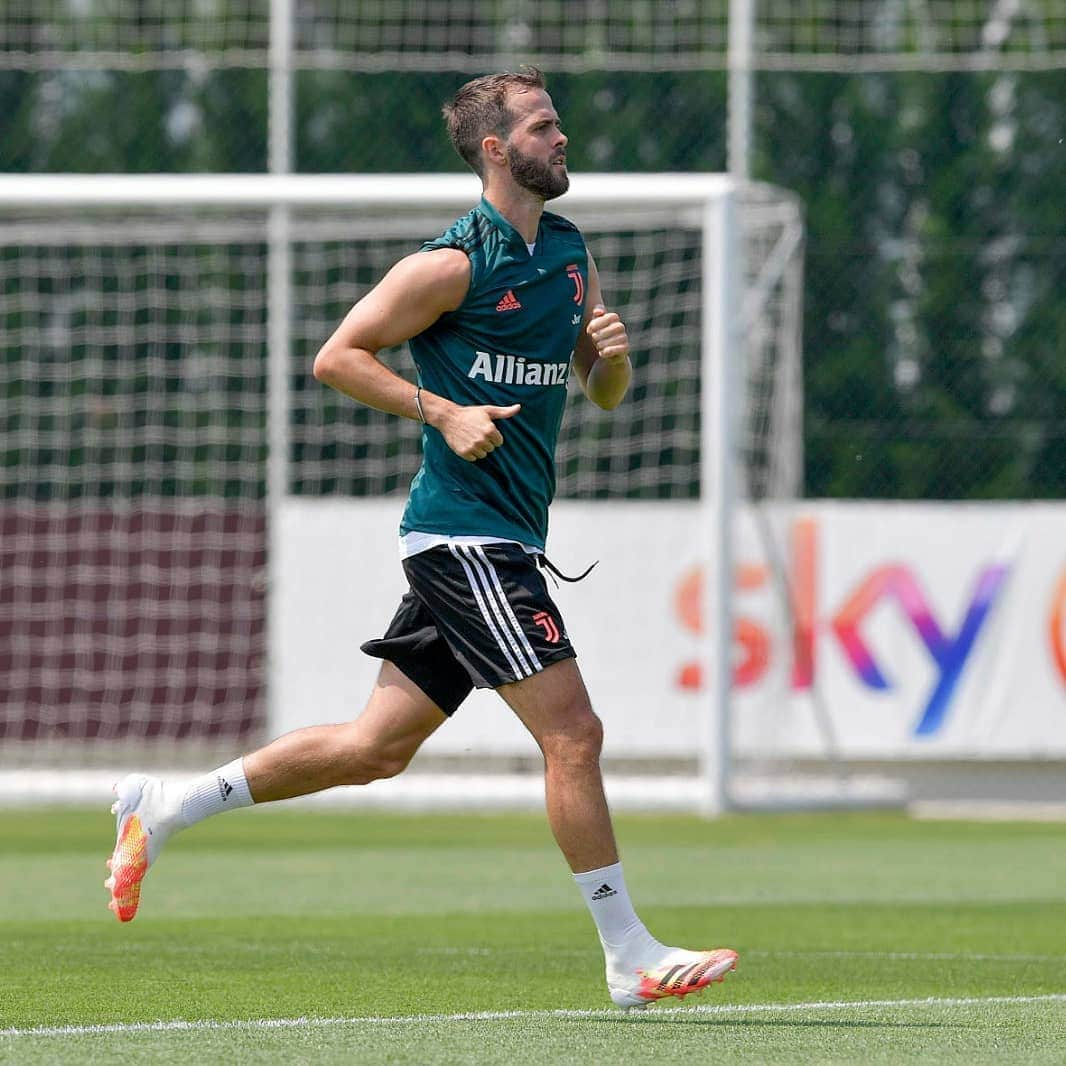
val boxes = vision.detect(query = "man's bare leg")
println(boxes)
[106,662,446,920]
[499,658,737,1008]
[499,658,617,873]
[244,663,447,801]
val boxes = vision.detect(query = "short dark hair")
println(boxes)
[442,67,547,177]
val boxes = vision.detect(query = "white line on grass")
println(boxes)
[3,994,1065,1039]
[415,946,1066,964]
[747,950,1064,963]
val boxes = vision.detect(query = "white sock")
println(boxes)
[180,757,255,827]
[574,861,659,958]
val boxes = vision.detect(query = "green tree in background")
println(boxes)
[0,70,266,172]
[0,58,1062,501]
[758,69,1066,499]
[294,71,726,174]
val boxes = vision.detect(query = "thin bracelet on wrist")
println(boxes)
[414,385,427,424]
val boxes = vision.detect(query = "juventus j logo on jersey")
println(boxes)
[566,264,584,304]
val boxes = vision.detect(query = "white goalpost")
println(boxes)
[0,171,809,813]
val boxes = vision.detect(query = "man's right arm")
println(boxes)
[313,248,520,462]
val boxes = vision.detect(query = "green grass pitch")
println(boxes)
[1,806,1065,1063]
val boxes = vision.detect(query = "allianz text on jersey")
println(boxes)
[467,350,572,386]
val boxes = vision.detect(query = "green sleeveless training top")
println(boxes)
[400,197,589,550]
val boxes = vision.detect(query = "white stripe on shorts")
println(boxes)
[471,546,542,673]
[458,545,539,678]
[454,545,540,679]
[448,545,530,679]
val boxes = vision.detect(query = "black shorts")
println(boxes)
[360,543,576,716]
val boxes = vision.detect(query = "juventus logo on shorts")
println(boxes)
[533,610,561,644]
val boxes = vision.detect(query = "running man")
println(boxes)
[107,67,737,1009]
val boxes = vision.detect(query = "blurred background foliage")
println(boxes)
[1,6,1064,501]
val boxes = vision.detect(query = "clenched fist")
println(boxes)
[438,402,521,462]
[586,305,629,363]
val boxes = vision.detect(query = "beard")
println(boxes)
[506,143,569,200]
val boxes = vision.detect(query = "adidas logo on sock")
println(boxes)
[591,882,617,900]
[218,776,234,801]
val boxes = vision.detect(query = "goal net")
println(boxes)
[4,3,1063,71]
[0,174,803,809]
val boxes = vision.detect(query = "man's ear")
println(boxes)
[481,134,507,169]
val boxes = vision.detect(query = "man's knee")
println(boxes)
[340,745,411,785]
[363,746,413,782]
[542,710,604,768]
[333,725,416,785]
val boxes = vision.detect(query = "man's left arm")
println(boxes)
[571,252,632,411]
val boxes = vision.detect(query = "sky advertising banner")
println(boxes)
[278,499,1066,761]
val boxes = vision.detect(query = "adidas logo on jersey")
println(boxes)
[495,290,522,312]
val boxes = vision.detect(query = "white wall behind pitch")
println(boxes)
[276,498,1066,760]
[274,498,705,758]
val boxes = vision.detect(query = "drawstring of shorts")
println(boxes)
[536,553,598,586]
